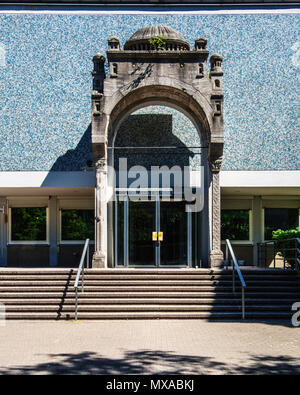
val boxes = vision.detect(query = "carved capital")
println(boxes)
[95,158,107,171]
[210,157,223,173]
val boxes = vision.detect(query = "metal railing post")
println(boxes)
[82,267,84,293]
[264,243,267,268]
[295,239,297,270]
[226,239,247,320]
[87,244,89,269]
[232,262,235,293]
[242,287,245,320]
[75,287,78,321]
[74,239,90,320]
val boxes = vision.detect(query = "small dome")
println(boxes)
[108,36,120,42]
[124,25,190,51]
[93,53,105,61]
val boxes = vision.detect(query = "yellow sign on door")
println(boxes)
[152,232,157,241]
[158,232,163,241]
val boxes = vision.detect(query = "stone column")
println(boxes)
[209,160,224,267]
[92,157,107,268]
[0,198,7,267]
[252,196,262,266]
[49,196,58,267]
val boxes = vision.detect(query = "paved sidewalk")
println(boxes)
[0,320,299,374]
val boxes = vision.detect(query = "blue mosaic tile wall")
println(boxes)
[0,13,299,171]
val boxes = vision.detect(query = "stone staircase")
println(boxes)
[0,268,299,320]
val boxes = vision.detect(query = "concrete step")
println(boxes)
[0,285,238,292]
[0,279,298,287]
[0,273,298,281]
[0,291,300,299]
[0,268,298,320]
[4,304,294,313]
[1,285,299,294]
[1,297,297,306]
[4,311,293,320]
[0,268,296,275]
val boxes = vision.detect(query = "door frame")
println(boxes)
[114,192,195,268]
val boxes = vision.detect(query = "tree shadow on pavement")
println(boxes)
[0,350,299,375]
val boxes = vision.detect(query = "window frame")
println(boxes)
[58,199,95,245]
[8,206,49,245]
[221,208,253,245]
[262,207,300,242]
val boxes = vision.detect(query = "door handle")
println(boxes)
[152,232,163,241]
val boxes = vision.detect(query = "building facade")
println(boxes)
[0,3,299,269]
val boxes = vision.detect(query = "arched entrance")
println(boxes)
[91,25,224,268]
[108,105,208,267]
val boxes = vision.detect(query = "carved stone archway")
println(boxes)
[91,25,224,268]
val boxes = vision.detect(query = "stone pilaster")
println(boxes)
[92,157,107,268]
[0,198,7,267]
[209,159,224,267]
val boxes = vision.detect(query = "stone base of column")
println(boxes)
[92,251,106,268]
[209,250,224,268]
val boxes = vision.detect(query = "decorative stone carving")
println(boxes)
[210,157,223,173]
[91,25,224,268]
[95,158,107,171]
[108,36,121,51]
[194,36,207,51]
[209,170,224,267]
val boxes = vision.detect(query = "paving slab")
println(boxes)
[0,319,299,374]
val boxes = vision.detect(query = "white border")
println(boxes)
[0,171,299,188]
[0,6,299,15]
[0,171,95,188]
[220,171,300,188]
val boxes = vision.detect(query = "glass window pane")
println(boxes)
[11,207,47,241]
[61,209,94,241]
[115,199,124,266]
[264,208,298,240]
[221,209,249,241]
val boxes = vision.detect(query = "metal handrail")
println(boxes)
[225,239,247,320]
[296,238,300,272]
[74,238,90,321]
[257,237,300,270]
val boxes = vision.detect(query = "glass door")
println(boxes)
[160,200,188,266]
[114,194,197,267]
[128,199,156,267]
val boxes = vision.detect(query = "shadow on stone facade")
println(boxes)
[50,124,93,171]
[113,114,198,171]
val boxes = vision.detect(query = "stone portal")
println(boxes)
[91,25,224,268]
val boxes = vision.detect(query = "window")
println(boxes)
[264,208,299,240]
[61,209,94,241]
[221,209,250,241]
[112,63,118,74]
[10,207,47,242]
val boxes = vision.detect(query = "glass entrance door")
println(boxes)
[114,195,197,267]
[160,201,188,266]
[128,200,156,266]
